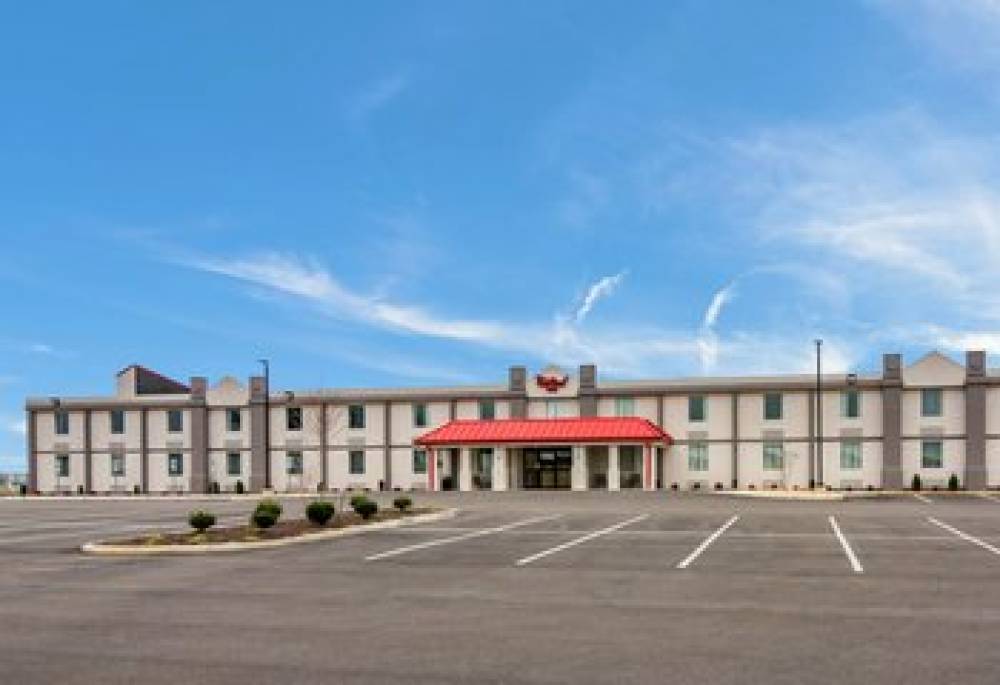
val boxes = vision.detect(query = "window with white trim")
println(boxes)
[110,453,125,477]
[349,450,365,475]
[840,440,862,470]
[412,449,427,474]
[614,397,635,417]
[55,454,69,478]
[688,442,709,471]
[841,390,860,419]
[763,441,784,470]
[168,453,183,477]
[227,452,241,476]
[286,451,303,475]
[921,440,943,469]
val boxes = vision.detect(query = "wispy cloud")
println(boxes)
[3,418,25,437]
[575,271,627,323]
[347,70,411,122]
[875,0,1000,73]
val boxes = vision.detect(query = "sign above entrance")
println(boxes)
[535,365,569,393]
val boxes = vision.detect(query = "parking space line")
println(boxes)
[977,493,1000,504]
[364,514,561,561]
[828,516,863,574]
[676,514,740,569]
[927,517,1000,557]
[514,514,649,567]
[913,493,933,504]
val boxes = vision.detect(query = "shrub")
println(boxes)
[306,500,335,526]
[188,510,216,532]
[393,496,413,512]
[355,499,378,520]
[19,484,27,496]
[133,484,140,495]
[912,473,922,491]
[715,482,723,490]
[255,498,282,519]
[211,481,220,494]
[251,509,278,529]
[235,480,244,494]
[948,473,960,491]
[349,494,368,509]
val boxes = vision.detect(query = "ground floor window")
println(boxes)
[473,448,493,489]
[412,449,427,474]
[286,451,303,475]
[840,441,862,470]
[227,452,241,476]
[688,442,708,472]
[523,447,571,489]
[168,453,183,477]
[349,450,365,475]
[619,446,642,489]
[55,454,69,478]
[763,442,783,470]
[110,453,125,477]
[921,440,943,469]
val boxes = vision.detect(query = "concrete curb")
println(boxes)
[720,490,881,501]
[80,508,459,556]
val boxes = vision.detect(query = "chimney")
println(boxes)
[249,375,267,401]
[578,364,596,390]
[508,366,526,392]
[189,377,207,401]
[882,353,902,383]
[966,350,986,380]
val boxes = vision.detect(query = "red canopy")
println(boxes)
[415,417,672,446]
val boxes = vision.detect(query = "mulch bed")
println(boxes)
[111,508,435,546]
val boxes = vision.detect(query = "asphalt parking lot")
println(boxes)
[2,491,1000,684]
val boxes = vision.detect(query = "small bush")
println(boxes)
[306,500,335,526]
[912,473,922,491]
[714,482,723,490]
[188,510,216,532]
[355,499,378,520]
[349,494,368,508]
[211,481,220,494]
[948,473,960,491]
[393,496,413,512]
[255,498,282,518]
[251,509,278,529]
[235,480,244,494]
[133,484,140,495]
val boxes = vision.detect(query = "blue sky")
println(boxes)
[3,1,1000,471]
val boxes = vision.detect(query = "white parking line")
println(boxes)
[364,514,561,561]
[676,514,740,570]
[913,493,933,504]
[514,514,649,566]
[977,492,1000,503]
[927,517,1000,557]
[828,516,863,574]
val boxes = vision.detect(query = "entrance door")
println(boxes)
[522,447,572,489]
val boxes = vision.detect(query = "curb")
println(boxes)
[80,508,459,556]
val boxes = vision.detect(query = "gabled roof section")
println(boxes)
[902,351,965,387]
[415,417,672,446]
[117,364,190,395]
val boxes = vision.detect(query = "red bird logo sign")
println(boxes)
[535,366,569,393]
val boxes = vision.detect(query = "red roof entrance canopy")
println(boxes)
[415,417,672,446]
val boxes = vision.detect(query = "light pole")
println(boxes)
[815,339,823,489]
[258,358,270,491]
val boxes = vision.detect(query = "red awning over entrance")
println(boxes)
[414,417,672,446]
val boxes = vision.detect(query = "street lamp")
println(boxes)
[815,339,823,489]
[258,359,270,490]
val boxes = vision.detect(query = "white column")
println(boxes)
[608,445,620,491]
[428,447,438,492]
[571,445,587,491]
[643,444,654,491]
[459,447,473,491]
[491,446,507,491]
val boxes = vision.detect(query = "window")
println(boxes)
[840,440,862,470]
[478,399,495,421]
[227,408,241,432]
[412,449,427,474]
[688,395,706,422]
[688,442,709,471]
[412,403,428,428]
[841,390,860,419]
[227,452,241,476]
[54,411,69,435]
[618,446,641,488]
[167,409,183,433]
[614,397,635,416]
[764,393,783,421]
[763,441,784,470]
[110,453,125,477]
[921,388,943,417]
[286,407,302,431]
[110,409,125,434]
[55,454,69,478]
[546,400,561,418]
[348,405,365,429]
[168,453,183,477]
[286,451,303,475]
[921,440,943,469]
[349,450,365,475]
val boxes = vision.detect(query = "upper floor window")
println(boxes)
[412,403,428,428]
[840,440,862,470]
[348,404,365,430]
[764,392,783,421]
[921,388,943,417]
[614,397,635,417]
[54,411,70,435]
[546,400,561,418]
[227,408,241,432]
[110,409,125,435]
[167,452,183,476]
[763,441,784,470]
[841,390,860,419]
[412,449,427,474]
[110,453,125,477]
[688,442,709,471]
[286,407,302,431]
[688,395,706,422]
[227,452,242,476]
[55,454,69,478]
[286,451,303,475]
[167,409,183,433]
[478,399,496,421]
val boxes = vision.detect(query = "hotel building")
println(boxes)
[23,350,1000,494]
